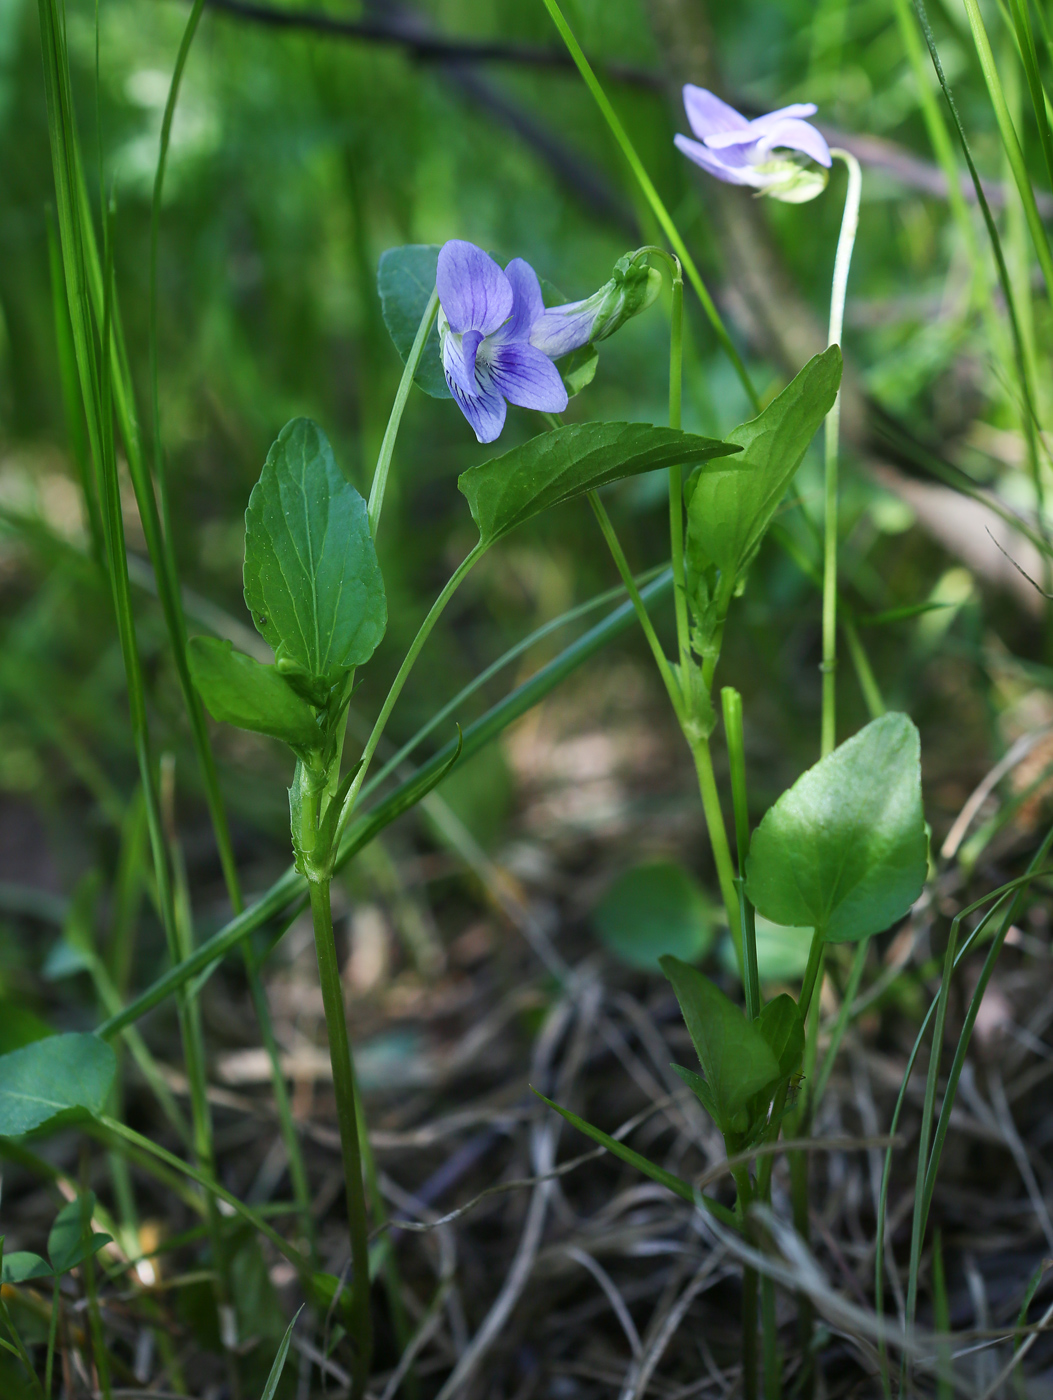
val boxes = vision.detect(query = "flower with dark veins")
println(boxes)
[437,240,569,444]
[674,87,831,204]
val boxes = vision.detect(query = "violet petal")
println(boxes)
[436,240,514,336]
[488,341,569,413]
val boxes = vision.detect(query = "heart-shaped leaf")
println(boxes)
[745,712,927,943]
[47,1194,111,1275]
[459,422,741,548]
[660,955,779,1133]
[244,418,387,690]
[0,1033,116,1136]
[377,245,450,400]
[188,636,321,749]
[685,346,841,590]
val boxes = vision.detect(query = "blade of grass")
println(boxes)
[538,0,759,410]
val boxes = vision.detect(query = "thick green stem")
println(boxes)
[308,878,372,1399]
[369,290,439,538]
[821,150,861,759]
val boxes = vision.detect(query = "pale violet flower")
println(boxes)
[437,240,570,444]
[674,86,831,204]
[436,241,661,443]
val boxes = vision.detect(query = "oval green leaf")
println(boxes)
[593,860,716,970]
[377,245,450,399]
[188,636,321,749]
[745,712,927,943]
[244,419,387,687]
[459,422,741,547]
[1,1252,52,1284]
[0,1032,116,1136]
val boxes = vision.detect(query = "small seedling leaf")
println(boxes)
[745,712,927,942]
[0,1033,115,1136]
[459,422,740,548]
[188,637,321,749]
[244,418,387,689]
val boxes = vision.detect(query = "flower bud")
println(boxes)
[529,258,662,360]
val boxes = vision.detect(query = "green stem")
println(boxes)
[690,738,741,948]
[587,491,682,713]
[761,1274,779,1400]
[45,1276,59,1400]
[723,686,759,1019]
[586,489,740,940]
[538,0,758,410]
[335,540,487,848]
[369,290,439,539]
[308,878,372,1399]
[821,150,861,759]
[732,1167,759,1400]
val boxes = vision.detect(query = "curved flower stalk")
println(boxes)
[675,86,831,203]
[437,240,660,442]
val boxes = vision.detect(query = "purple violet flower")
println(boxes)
[674,86,831,203]
[437,240,570,444]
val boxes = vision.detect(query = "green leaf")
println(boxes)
[593,861,716,970]
[685,346,841,588]
[745,712,927,943]
[261,1306,304,1400]
[377,245,449,400]
[756,994,804,1080]
[1,1253,52,1284]
[188,636,321,749]
[532,1089,739,1231]
[659,955,779,1131]
[0,1033,116,1136]
[669,1061,722,1125]
[244,419,387,691]
[48,1195,110,1275]
[459,422,740,547]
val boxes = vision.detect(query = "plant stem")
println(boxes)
[335,540,487,846]
[587,490,740,937]
[308,877,372,1399]
[732,1167,759,1400]
[821,150,861,759]
[539,0,758,410]
[369,290,439,538]
[723,686,760,1018]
